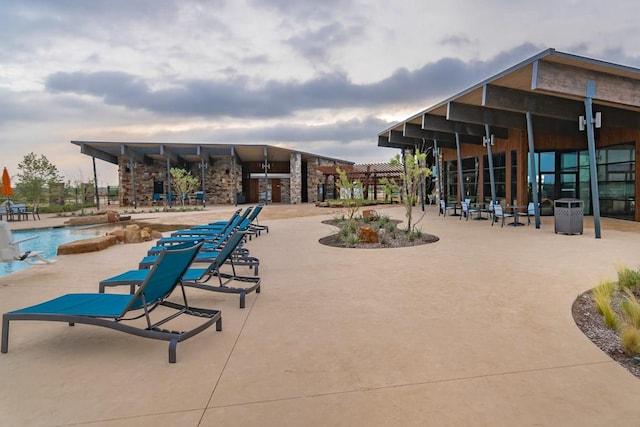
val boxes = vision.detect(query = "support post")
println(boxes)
[525,112,541,228]
[129,159,137,209]
[232,146,237,206]
[200,157,206,207]
[485,125,497,205]
[434,140,443,203]
[455,133,464,204]
[583,80,602,239]
[92,156,100,211]
[263,146,269,205]
[166,157,172,208]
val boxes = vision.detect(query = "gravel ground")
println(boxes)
[572,290,640,378]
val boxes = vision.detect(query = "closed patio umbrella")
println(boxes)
[1,167,13,204]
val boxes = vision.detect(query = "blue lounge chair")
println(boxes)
[100,231,260,308]
[155,208,244,246]
[1,241,222,363]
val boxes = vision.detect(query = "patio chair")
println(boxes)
[525,202,536,225]
[2,241,222,363]
[0,221,56,265]
[460,201,479,221]
[439,200,455,217]
[491,204,513,227]
[101,230,260,308]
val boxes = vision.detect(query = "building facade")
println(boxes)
[378,49,640,227]
[71,142,352,206]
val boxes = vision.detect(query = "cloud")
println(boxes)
[285,22,365,64]
[42,43,549,121]
[249,0,354,22]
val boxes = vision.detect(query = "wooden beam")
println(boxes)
[422,113,509,139]
[534,60,640,108]
[483,83,640,130]
[78,143,118,165]
[120,144,146,163]
[447,102,527,129]
[159,145,178,164]
[482,84,583,120]
[200,146,234,157]
[402,124,462,148]
[591,104,640,129]
[389,130,418,145]
[448,101,581,136]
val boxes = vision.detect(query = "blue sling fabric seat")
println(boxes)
[2,241,222,363]
[100,231,260,309]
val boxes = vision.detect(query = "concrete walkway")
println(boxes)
[1,204,640,426]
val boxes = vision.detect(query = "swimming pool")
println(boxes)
[1,226,109,277]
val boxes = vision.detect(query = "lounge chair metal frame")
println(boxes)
[181,231,261,309]
[100,230,260,309]
[2,242,222,363]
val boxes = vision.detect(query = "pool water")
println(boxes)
[1,226,109,277]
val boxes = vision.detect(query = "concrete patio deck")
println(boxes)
[1,203,640,426]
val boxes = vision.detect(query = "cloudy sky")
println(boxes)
[2,0,640,186]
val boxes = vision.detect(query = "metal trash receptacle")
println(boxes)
[554,198,584,235]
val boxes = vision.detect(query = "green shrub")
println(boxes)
[593,280,619,330]
[620,289,640,329]
[620,325,640,355]
[344,234,360,247]
[617,265,640,290]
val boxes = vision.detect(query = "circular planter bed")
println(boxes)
[319,219,438,249]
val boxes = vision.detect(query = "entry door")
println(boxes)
[272,178,281,203]
[249,180,259,203]
[559,173,577,199]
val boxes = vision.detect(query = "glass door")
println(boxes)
[559,173,577,199]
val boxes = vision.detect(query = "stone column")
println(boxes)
[290,152,302,204]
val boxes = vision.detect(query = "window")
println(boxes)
[511,150,517,203]
[483,152,506,202]
[596,144,635,220]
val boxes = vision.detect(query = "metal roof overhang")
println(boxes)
[378,48,640,150]
[71,142,353,166]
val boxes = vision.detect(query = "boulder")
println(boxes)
[359,226,379,243]
[362,209,380,220]
[108,229,126,243]
[142,227,163,240]
[106,210,119,223]
[57,235,118,255]
[65,214,109,226]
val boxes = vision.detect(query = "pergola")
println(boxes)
[378,48,640,237]
[315,163,407,201]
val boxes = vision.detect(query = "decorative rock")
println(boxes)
[108,229,126,243]
[65,214,109,226]
[57,235,117,255]
[142,227,163,240]
[362,209,380,220]
[106,211,120,223]
[359,226,378,243]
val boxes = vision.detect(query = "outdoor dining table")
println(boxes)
[0,203,29,221]
[506,205,527,226]
[471,203,488,220]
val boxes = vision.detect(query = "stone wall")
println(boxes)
[307,158,350,202]
[119,157,242,206]
[117,153,350,206]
